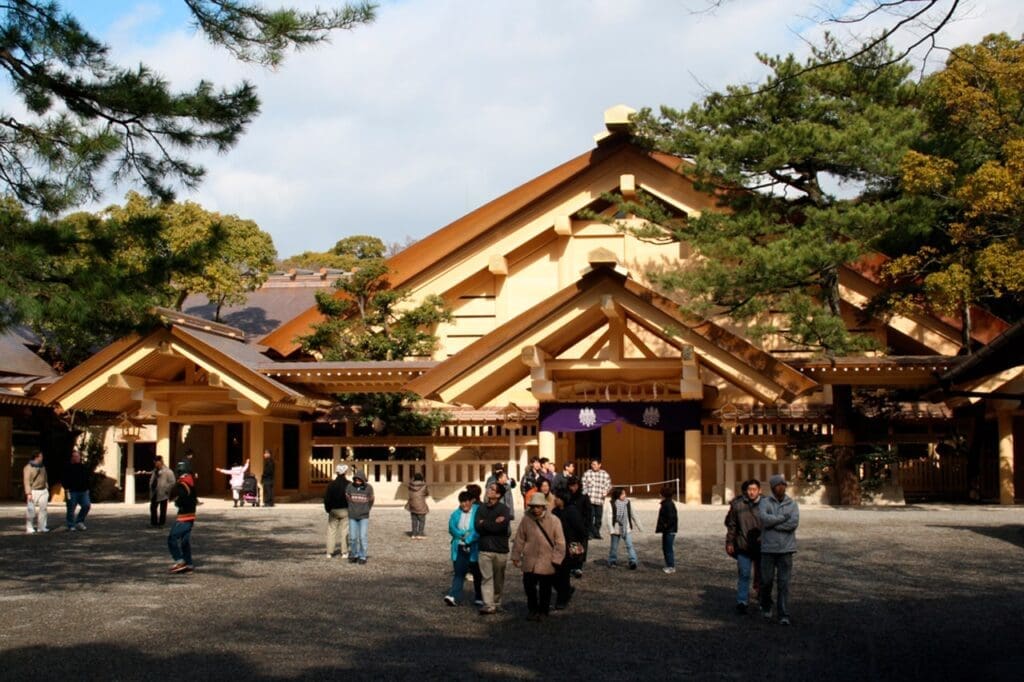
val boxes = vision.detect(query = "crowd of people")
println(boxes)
[20,448,800,623]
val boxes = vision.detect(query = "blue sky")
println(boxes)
[10,1,1024,258]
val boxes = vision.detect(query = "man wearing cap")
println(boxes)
[23,451,49,534]
[63,447,92,531]
[324,464,350,559]
[345,469,375,564]
[167,461,198,573]
[758,473,800,625]
[512,491,566,621]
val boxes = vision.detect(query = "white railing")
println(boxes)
[724,458,800,502]
[309,458,526,488]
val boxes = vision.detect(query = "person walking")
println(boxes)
[475,481,511,615]
[655,484,678,574]
[552,492,586,609]
[581,459,612,539]
[324,464,350,558]
[566,476,591,577]
[511,493,566,621]
[405,472,430,539]
[167,461,198,573]
[759,474,800,625]
[725,479,764,614]
[603,487,643,569]
[261,449,276,507]
[444,491,480,607]
[23,451,49,534]
[63,447,92,532]
[215,459,249,507]
[346,469,374,564]
[149,456,176,527]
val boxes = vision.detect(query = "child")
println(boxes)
[602,487,644,569]
[405,472,429,538]
[167,461,198,573]
[655,484,679,574]
[216,459,249,507]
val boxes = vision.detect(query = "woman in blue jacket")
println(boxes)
[444,490,482,606]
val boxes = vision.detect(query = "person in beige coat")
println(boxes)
[512,494,566,620]
[24,451,49,534]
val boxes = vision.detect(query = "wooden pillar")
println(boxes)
[998,410,1015,505]
[212,423,227,476]
[248,418,264,477]
[425,444,435,484]
[831,384,861,506]
[299,420,312,494]
[332,445,342,468]
[124,441,137,504]
[539,430,556,464]
[0,416,12,500]
[156,417,171,462]
[557,238,572,288]
[684,428,702,504]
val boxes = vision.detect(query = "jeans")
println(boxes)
[66,491,91,528]
[609,531,637,564]
[150,498,168,526]
[26,489,49,532]
[661,532,676,568]
[478,551,508,609]
[448,548,474,602]
[326,508,349,555]
[523,573,554,615]
[349,517,369,559]
[736,552,761,604]
[590,501,603,537]
[760,552,794,618]
[168,520,194,565]
[410,513,426,537]
[262,477,274,506]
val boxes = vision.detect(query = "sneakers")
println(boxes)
[663,567,676,574]
[735,603,748,615]
[761,607,772,620]
[75,522,87,531]
[67,526,76,532]
[357,558,367,565]
[348,557,358,563]
[326,553,334,559]
[25,528,35,534]
[628,561,638,570]
[39,527,49,533]
[571,569,583,578]
[779,616,791,626]
[473,599,484,608]
[444,595,457,607]
[607,560,617,568]
[169,562,190,574]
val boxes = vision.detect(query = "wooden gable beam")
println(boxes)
[168,341,270,409]
[107,374,146,391]
[57,344,159,411]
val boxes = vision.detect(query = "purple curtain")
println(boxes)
[539,401,700,433]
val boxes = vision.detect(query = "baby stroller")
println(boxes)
[241,473,260,507]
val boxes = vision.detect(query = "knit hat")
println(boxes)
[174,461,190,476]
[768,474,788,489]
[352,469,366,482]
[336,464,348,476]
[527,492,548,507]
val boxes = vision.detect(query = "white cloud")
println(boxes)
[17,0,1024,256]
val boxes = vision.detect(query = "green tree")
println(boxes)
[280,235,389,272]
[0,0,375,212]
[299,236,451,435]
[880,33,1024,347]
[629,38,926,355]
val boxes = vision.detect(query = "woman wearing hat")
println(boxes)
[511,492,566,621]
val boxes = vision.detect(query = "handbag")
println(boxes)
[568,541,585,557]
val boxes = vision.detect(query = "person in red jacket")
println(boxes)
[167,462,198,574]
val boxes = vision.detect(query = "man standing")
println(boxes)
[149,456,176,527]
[24,451,48,534]
[324,464,350,558]
[475,481,511,615]
[261,449,276,507]
[168,461,198,573]
[759,474,800,625]
[725,479,764,614]
[345,469,374,565]
[581,459,612,539]
[552,461,575,495]
[521,457,542,501]
[63,447,91,531]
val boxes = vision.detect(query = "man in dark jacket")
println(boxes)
[324,464,350,558]
[167,461,198,573]
[566,476,590,577]
[261,449,276,507]
[725,479,764,613]
[63,447,91,531]
[345,470,374,564]
[475,481,511,615]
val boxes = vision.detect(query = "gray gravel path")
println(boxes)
[1,499,1022,680]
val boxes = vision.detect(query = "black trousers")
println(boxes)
[150,498,168,526]
[523,572,553,615]
[262,478,274,506]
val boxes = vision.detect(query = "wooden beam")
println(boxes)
[620,174,636,198]
[487,254,508,276]
[107,374,145,391]
[138,399,169,416]
[169,341,270,409]
[520,346,550,369]
[553,215,573,237]
[600,294,622,320]
[59,344,157,410]
[581,330,611,360]
[623,326,658,359]
[236,398,264,416]
[531,379,556,400]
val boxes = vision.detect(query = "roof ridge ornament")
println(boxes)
[594,104,637,145]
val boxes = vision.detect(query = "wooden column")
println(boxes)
[248,418,264,477]
[124,441,137,504]
[831,384,861,505]
[156,417,171,462]
[0,417,12,500]
[299,420,312,494]
[684,428,702,504]
[998,410,1015,505]
[539,430,556,464]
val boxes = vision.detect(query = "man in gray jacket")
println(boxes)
[758,473,799,625]
[149,456,176,527]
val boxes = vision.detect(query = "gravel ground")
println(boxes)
[1,498,1022,681]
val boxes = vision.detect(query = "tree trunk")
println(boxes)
[174,289,189,311]
[960,299,972,354]
[832,384,861,505]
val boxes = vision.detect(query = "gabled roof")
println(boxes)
[405,265,817,407]
[0,331,57,378]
